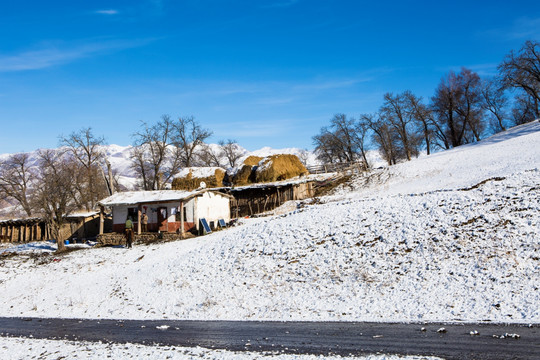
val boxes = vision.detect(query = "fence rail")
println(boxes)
[306,161,367,174]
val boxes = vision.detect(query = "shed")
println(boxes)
[63,211,111,242]
[220,178,316,218]
[97,189,232,236]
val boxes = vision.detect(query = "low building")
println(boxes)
[220,178,316,218]
[97,189,233,236]
[0,217,44,243]
[63,211,111,242]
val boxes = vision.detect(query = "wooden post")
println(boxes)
[9,225,13,242]
[81,217,87,240]
[137,207,142,235]
[180,201,185,238]
[99,206,104,235]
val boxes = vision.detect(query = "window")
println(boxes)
[127,208,138,222]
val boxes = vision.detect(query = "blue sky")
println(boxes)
[1,1,539,153]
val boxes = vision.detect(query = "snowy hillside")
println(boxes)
[336,121,540,197]
[0,121,538,324]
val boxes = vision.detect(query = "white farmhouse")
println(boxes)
[97,189,232,236]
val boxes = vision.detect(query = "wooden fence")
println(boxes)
[306,161,367,174]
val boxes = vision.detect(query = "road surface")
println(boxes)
[0,317,538,359]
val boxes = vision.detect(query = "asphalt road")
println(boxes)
[0,317,538,359]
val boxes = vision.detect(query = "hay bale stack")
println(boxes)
[171,167,226,191]
[232,164,256,186]
[229,156,264,186]
[242,155,263,166]
[255,154,308,183]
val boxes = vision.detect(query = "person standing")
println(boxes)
[141,212,148,233]
[125,216,134,248]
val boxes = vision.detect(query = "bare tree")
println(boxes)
[32,150,77,252]
[511,93,538,125]
[129,145,152,190]
[431,68,486,148]
[197,143,224,167]
[313,114,360,164]
[59,127,108,210]
[405,92,435,155]
[499,40,540,118]
[431,71,462,149]
[220,139,245,168]
[354,116,371,169]
[171,116,213,167]
[366,113,400,166]
[456,68,485,142]
[480,78,509,132]
[330,114,358,162]
[131,115,183,190]
[297,148,311,167]
[380,91,420,161]
[0,153,35,216]
[313,128,342,164]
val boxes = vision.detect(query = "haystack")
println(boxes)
[171,167,226,191]
[242,155,263,166]
[231,164,256,186]
[255,154,308,183]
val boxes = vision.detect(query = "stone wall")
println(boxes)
[97,232,188,246]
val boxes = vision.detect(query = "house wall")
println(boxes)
[194,191,231,230]
[110,193,229,234]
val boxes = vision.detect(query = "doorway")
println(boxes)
[157,207,168,232]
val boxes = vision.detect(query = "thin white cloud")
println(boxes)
[482,16,540,41]
[95,9,119,15]
[441,63,499,77]
[506,17,540,40]
[292,78,371,91]
[0,39,154,72]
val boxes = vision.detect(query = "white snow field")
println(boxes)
[0,337,442,360]
[0,122,538,325]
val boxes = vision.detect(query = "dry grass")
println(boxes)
[243,156,263,166]
[255,154,308,183]
[232,164,256,186]
[172,168,226,190]
[231,154,307,186]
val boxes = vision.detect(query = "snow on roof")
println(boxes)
[226,173,333,191]
[66,211,100,218]
[173,167,225,179]
[0,217,42,224]
[98,190,204,206]
[98,189,231,206]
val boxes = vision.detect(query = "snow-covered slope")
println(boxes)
[0,122,538,324]
[337,121,540,197]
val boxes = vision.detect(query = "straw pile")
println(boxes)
[171,167,226,190]
[243,156,263,166]
[231,165,254,186]
[255,154,308,183]
[230,154,307,186]
[229,156,263,185]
